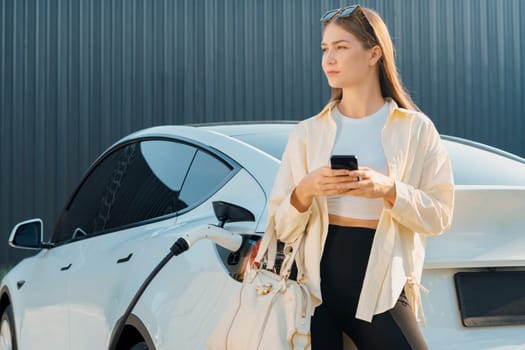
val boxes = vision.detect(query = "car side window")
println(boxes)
[53,140,197,243]
[178,150,234,212]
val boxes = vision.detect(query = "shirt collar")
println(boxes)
[315,97,406,120]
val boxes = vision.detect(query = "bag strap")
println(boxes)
[253,223,277,268]
[254,222,305,280]
[279,237,304,279]
[290,283,313,350]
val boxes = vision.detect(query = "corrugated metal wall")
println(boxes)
[1,0,524,266]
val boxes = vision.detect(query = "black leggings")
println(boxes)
[311,225,429,350]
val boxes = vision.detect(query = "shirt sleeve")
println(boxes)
[266,124,313,243]
[388,120,455,236]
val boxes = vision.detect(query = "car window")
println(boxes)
[178,150,234,213]
[53,140,197,243]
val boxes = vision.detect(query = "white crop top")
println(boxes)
[327,101,389,220]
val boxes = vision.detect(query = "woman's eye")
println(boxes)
[321,48,327,52]
[337,46,347,50]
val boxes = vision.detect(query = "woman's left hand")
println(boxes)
[339,167,397,206]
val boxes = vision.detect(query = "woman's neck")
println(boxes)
[337,81,385,118]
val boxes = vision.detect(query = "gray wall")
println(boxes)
[1,0,524,266]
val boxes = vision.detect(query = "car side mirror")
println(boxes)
[9,219,53,250]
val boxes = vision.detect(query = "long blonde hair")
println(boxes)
[323,7,418,111]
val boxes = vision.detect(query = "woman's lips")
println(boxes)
[326,71,339,76]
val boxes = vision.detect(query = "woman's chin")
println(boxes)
[327,82,346,89]
[325,78,349,89]
[326,78,360,89]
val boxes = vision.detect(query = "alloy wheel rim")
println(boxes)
[0,319,12,350]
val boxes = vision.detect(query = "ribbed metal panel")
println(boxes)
[1,0,524,265]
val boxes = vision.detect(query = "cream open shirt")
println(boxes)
[264,98,455,327]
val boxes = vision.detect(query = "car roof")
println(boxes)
[197,121,525,186]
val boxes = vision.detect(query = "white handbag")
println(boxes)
[206,229,312,350]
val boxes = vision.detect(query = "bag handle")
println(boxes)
[254,218,305,280]
[253,219,277,268]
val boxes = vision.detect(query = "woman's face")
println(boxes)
[321,22,378,89]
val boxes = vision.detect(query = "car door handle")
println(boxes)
[117,253,133,264]
[60,263,72,271]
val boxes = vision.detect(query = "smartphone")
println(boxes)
[330,155,358,171]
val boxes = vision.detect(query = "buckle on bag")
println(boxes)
[255,283,273,296]
[289,331,311,348]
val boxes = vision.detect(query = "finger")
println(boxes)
[323,181,360,195]
[321,166,341,175]
[327,169,351,177]
[350,169,369,179]
[322,182,350,191]
[324,176,357,185]
[347,178,374,190]
[334,180,360,191]
[329,171,360,182]
[318,165,334,176]
[316,180,339,192]
[343,188,376,198]
[344,180,377,197]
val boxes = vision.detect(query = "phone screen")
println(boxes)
[330,155,358,171]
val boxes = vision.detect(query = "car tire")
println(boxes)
[0,305,18,350]
[129,342,148,350]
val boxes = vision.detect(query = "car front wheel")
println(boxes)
[0,305,17,350]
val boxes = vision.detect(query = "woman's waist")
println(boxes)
[328,214,379,229]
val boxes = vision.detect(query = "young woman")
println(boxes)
[264,5,454,349]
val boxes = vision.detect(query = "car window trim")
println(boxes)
[51,136,241,245]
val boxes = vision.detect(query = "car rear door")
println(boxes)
[59,139,204,349]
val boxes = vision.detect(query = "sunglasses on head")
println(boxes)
[320,4,361,23]
[320,4,377,40]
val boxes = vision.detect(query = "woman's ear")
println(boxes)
[369,45,383,66]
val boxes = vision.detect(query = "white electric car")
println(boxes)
[1,122,525,350]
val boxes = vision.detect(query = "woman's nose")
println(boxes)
[323,51,336,65]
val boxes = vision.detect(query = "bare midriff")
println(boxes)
[328,214,379,230]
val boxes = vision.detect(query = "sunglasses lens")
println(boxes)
[340,5,358,18]
[320,9,339,23]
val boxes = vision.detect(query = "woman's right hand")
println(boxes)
[291,165,358,212]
